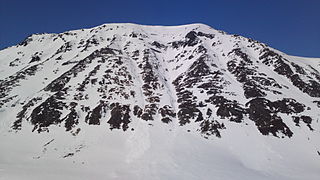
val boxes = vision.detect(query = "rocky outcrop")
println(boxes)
[0,23,319,139]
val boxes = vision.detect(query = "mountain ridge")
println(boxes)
[0,23,320,180]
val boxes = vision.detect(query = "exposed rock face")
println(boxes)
[108,103,131,131]
[0,23,319,139]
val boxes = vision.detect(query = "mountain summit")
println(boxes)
[0,23,320,180]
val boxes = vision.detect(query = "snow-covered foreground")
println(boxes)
[1,119,320,180]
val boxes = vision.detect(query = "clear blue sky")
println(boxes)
[0,0,319,57]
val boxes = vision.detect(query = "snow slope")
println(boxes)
[0,23,320,180]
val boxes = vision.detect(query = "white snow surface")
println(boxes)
[0,23,320,180]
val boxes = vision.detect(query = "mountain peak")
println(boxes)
[0,23,320,180]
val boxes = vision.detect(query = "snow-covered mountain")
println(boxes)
[0,23,320,180]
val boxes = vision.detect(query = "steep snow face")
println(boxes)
[0,23,320,180]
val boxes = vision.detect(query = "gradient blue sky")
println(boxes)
[0,0,319,57]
